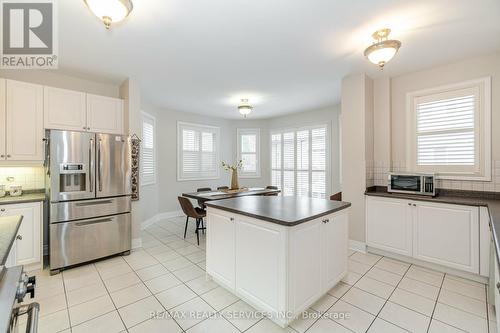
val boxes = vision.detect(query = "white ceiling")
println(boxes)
[58,0,500,119]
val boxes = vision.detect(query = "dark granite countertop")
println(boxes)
[0,215,23,265]
[206,196,351,226]
[366,186,500,272]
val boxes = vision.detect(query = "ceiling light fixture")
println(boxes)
[84,0,133,29]
[238,99,253,118]
[364,28,401,69]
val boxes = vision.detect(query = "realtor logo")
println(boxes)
[1,0,58,69]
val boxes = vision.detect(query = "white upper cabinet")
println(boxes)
[5,80,44,162]
[44,86,87,131]
[87,94,124,135]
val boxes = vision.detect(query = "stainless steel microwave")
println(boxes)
[387,173,435,196]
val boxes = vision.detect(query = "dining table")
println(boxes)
[182,187,280,204]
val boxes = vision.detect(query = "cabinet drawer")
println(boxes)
[50,212,131,270]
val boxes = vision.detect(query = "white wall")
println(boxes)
[147,104,342,217]
[144,105,235,213]
[266,105,342,194]
[341,74,373,243]
[372,52,500,191]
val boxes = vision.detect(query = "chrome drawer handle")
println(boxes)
[75,200,113,206]
[75,218,113,226]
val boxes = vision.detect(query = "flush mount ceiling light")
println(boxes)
[364,28,401,69]
[238,99,253,118]
[84,0,133,29]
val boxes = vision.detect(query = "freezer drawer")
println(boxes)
[50,196,131,223]
[50,213,131,270]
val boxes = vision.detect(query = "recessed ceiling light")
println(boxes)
[238,99,253,118]
[364,28,401,69]
[84,0,133,29]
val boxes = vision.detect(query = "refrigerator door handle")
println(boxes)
[98,139,102,192]
[89,138,94,193]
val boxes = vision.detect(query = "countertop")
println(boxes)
[0,215,23,265]
[0,192,46,205]
[206,196,351,226]
[365,186,500,271]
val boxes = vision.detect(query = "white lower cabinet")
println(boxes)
[366,196,480,274]
[3,202,43,270]
[366,196,412,256]
[207,207,349,327]
[413,202,478,273]
[206,211,235,289]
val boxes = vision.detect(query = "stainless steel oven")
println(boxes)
[387,173,435,196]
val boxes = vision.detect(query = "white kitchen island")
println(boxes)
[205,196,351,327]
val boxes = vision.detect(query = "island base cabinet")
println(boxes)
[207,207,349,328]
[206,211,236,289]
[235,219,287,316]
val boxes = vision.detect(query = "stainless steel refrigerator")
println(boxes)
[46,130,132,274]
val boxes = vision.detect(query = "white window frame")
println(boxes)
[141,111,156,186]
[177,121,221,181]
[406,77,491,181]
[237,128,261,178]
[270,124,331,197]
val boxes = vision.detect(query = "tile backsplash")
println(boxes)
[0,167,45,191]
[370,160,500,192]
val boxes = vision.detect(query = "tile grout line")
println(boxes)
[425,271,445,333]
[361,258,412,333]
[310,252,384,333]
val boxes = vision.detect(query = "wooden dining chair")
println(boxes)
[178,196,206,246]
[217,186,229,190]
[265,185,279,196]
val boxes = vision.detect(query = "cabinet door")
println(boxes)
[235,217,286,314]
[413,202,479,273]
[5,80,44,161]
[289,218,323,314]
[87,94,124,134]
[44,86,87,131]
[322,211,348,290]
[206,210,235,289]
[2,202,41,267]
[0,79,5,160]
[366,197,413,256]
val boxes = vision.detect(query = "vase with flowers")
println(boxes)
[222,160,243,190]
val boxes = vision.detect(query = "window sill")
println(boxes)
[436,175,491,182]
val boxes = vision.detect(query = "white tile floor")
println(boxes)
[21,216,496,333]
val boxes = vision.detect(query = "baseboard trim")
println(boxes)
[140,210,184,230]
[349,240,366,253]
[131,238,142,249]
[367,246,488,284]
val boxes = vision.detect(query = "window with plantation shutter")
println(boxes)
[237,128,260,178]
[177,122,220,180]
[141,112,156,185]
[407,77,491,180]
[271,125,329,198]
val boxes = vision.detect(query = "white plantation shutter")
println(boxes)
[408,78,491,180]
[141,112,156,185]
[178,122,220,180]
[271,125,329,198]
[416,94,475,166]
[237,129,260,177]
